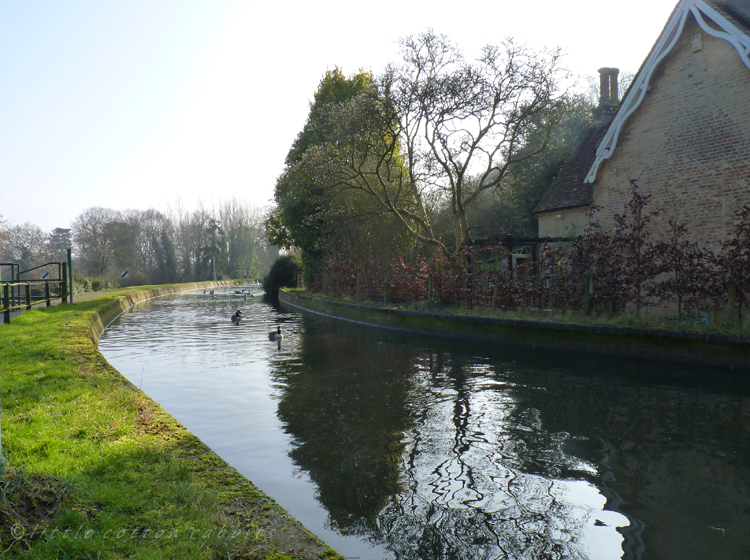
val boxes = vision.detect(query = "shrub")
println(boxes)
[263,254,301,298]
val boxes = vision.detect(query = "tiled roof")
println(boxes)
[532,125,607,214]
[712,0,750,30]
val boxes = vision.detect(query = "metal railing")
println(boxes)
[2,282,32,324]
[1,261,69,323]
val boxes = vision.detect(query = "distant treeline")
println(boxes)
[0,199,275,288]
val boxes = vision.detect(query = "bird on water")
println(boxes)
[231,310,242,325]
[268,326,283,341]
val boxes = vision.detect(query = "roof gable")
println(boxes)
[584,0,750,184]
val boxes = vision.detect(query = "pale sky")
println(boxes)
[1,0,680,233]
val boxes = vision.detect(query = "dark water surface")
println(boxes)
[98,288,750,560]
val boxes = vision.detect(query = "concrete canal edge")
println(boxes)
[87,281,334,559]
[279,289,750,371]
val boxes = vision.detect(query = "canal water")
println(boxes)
[98,287,750,560]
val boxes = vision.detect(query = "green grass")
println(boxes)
[0,289,336,559]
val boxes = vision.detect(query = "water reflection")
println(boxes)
[272,330,412,534]
[269,324,645,559]
[100,290,750,560]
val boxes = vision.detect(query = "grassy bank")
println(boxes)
[0,287,339,559]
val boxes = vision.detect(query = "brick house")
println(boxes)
[534,0,750,251]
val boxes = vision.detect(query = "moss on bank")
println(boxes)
[282,287,750,335]
[0,284,340,559]
[280,288,750,371]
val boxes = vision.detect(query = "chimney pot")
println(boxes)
[598,67,612,108]
[594,67,620,124]
[610,68,620,105]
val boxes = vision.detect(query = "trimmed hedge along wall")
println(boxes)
[279,289,750,371]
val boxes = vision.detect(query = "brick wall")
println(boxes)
[592,13,750,251]
[537,205,590,238]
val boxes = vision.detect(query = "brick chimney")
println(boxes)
[593,67,620,124]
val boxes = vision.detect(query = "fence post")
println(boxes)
[383,272,389,304]
[62,259,69,303]
[492,283,498,309]
[45,281,51,307]
[3,284,9,324]
[25,283,31,311]
[67,248,73,304]
[355,273,360,301]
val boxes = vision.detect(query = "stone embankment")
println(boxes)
[279,289,750,371]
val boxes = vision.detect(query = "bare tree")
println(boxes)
[72,207,122,276]
[387,31,566,252]
[123,209,170,277]
[0,216,8,270]
[1,223,50,271]
[219,199,271,279]
[295,32,567,257]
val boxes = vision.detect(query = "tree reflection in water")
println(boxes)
[270,318,750,559]
[273,329,414,535]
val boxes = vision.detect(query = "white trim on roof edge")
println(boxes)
[584,0,750,184]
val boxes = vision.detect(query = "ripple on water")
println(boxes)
[99,288,750,560]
